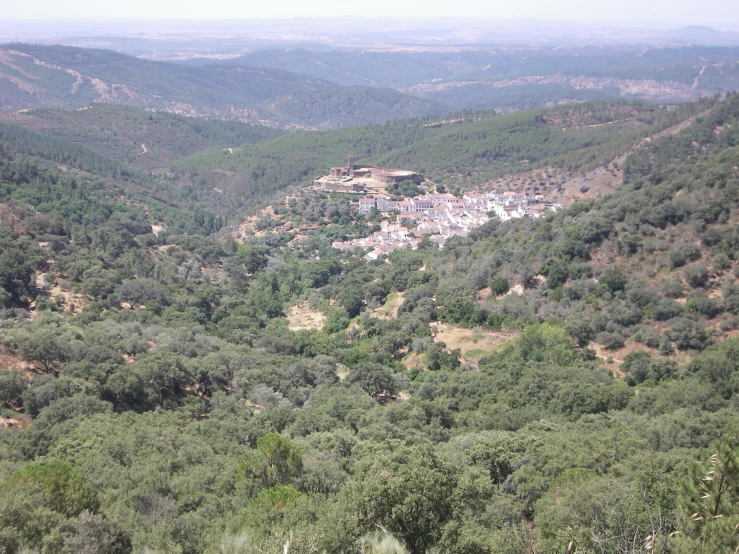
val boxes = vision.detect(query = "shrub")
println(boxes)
[599,269,628,293]
[667,318,712,351]
[633,326,661,348]
[713,253,732,271]
[669,243,701,269]
[701,227,722,246]
[0,371,25,407]
[684,264,710,289]
[652,298,684,321]
[596,331,625,350]
[686,290,723,318]
[490,276,510,296]
[661,278,685,299]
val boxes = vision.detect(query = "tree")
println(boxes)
[599,268,628,293]
[238,433,303,487]
[347,363,398,396]
[517,323,575,365]
[64,511,131,554]
[425,342,461,371]
[490,276,510,296]
[238,245,270,275]
[19,333,69,374]
[0,371,25,408]
[354,447,456,554]
[3,462,98,517]
[667,318,712,351]
[241,485,305,538]
[133,351,192,407]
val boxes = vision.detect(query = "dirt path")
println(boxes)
[692,65,707,89]
[137,144,148,155]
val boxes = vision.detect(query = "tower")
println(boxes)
[347,155,354,177]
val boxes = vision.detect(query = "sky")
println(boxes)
[1,0,738,29]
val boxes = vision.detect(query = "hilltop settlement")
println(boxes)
[314,157,562,259]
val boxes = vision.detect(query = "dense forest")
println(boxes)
[2,94,739,554]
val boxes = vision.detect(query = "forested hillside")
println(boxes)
[172,98,715,212]
[234,45,739,111]
[0,105,284,171]
[2,95,739,554]
[235,45,739,89]
[0,44,445,129]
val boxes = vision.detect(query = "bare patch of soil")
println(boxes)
[33,271,89,315]
[0,352,34,381]
[371,292,405,320]
[591,340,691,373]
[0,416,30,429]
[287,302,326,331]
[430,322,518,360]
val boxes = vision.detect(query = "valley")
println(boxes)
[2,30,739,553]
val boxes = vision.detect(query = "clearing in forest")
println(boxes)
[371,292,405,319]
[287,302,326,331]
[430,322,518,363]
[0,352,34,381]
[591,340,691,374]
[32,270,89,315]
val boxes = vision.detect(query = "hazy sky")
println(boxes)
[2,0,738,28]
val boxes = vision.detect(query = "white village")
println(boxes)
[314,156,562,259]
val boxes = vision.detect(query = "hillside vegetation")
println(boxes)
[172,98,715,213]
[2,95,739,553]
[235,45,739,110]
[0,105,284,171]
[0,44,444,129]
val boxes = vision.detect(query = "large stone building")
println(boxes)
[315,155,423,191]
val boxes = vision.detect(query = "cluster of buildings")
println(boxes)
[332,191,561,259]
[312,156,424,193]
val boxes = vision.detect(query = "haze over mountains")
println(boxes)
[2,40,739,129]
[1,19,739,130]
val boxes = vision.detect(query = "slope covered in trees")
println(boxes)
[234,45,739,111]
[0,105,284,171]
[172,98,715,212]
[2,95,739,553]
[0,44,445,130]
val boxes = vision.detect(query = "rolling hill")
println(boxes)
[233,45,739,111]
[170,98,716,214]
[0,44,446,129]
[0,104,284,171]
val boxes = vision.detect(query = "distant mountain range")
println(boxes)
[0,44,445,129]
[2,42,739,129]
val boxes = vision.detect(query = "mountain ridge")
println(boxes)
[0,43,447,129]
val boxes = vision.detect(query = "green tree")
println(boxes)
[0,371,25,408]
[19,333,69,374]
[3,462,98,517]
[354,447,457,554]
[238,433,304,487]
[599,268,628,293]
[517,322,575,365]
[347,362,398,396]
